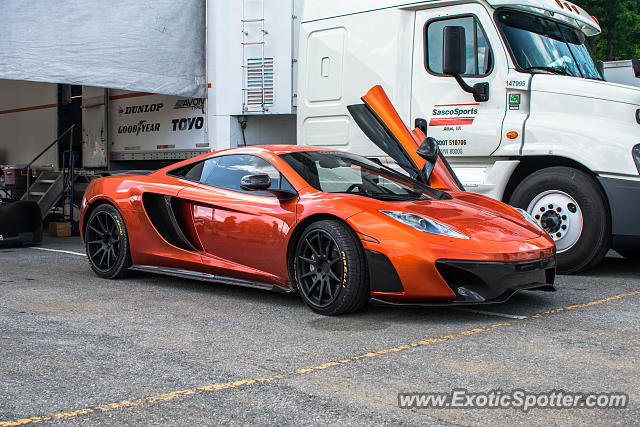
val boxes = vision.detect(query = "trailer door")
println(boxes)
[411,4,508,158]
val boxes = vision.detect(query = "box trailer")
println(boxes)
[604,59,640,88]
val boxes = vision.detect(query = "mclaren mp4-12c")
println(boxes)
[80,86,556,315]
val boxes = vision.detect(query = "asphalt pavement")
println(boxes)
[0,236,638,426]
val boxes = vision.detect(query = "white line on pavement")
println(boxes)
[30,247,86,257]
[451,307,528,320]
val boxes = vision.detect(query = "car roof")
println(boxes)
[207,145,342,157]
[234,145,338,154]
[153,145,346,177]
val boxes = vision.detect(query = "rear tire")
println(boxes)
[85,204,132,279]
[509,167,610,274]
[292,220,369,315]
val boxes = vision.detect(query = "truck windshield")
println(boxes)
[496,9,603,80]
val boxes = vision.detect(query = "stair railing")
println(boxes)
[24,125,75,202]
[61,145,78,232]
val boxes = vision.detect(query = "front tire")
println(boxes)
[85,204,132,278]
[510,167,609,274]
[292,220,369,315]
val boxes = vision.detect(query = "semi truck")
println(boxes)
[295,0,640,274]
[4,0,639,273]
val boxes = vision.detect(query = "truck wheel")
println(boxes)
[509,167,609,274]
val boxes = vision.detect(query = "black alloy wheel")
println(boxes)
[292,220,369,315]
[85,204,132,278]
[296,229,344,308]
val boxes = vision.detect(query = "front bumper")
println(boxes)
[435,256,556,303]
[371,256,556,306]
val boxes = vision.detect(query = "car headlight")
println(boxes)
[515,208,544,231]
[380,210,469,239]
[633,144,640,175]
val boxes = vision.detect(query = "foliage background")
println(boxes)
[579,0,640,61]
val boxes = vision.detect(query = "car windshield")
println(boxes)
[280,151,439,201]
[497,9,603,80]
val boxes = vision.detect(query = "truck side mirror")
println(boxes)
[442,26,490,102]
[596,60,605,78]
[632,59,640,78]
[443,27,467,75]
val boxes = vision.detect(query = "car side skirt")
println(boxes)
[130,265,292,293]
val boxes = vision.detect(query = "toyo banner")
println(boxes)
[109,93,208,156]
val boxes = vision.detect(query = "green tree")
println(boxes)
[579,0,640,61]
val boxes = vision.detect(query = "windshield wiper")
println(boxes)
[369,192,428,201]
[340,190,421,201]
[525,66,575,77]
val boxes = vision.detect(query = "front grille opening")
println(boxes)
[436,262,487,301]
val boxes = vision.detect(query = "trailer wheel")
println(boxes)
[509,167,609,274]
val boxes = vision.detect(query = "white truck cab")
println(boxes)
[298,0,640,273]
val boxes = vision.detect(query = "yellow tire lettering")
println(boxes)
[341,251,347,288]
[115,217,124,236]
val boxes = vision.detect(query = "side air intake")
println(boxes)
[142,193,198,252]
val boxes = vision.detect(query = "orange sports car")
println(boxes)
[80,86,556,315]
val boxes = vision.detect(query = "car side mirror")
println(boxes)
[443,26,490,102]
[632,59,640,78]
[416,137,439,182]
[240,173,271,191]
[417,137,439,164]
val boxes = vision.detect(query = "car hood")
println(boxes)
[378,192,542,242]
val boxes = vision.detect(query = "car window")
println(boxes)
[169,154,294,196]
[281,151,438,201]
[426,16,493,76]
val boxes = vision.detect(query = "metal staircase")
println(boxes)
[21,170,64,217]
[20,125,79,230]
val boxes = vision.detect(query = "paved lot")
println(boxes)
[1,236,639,426]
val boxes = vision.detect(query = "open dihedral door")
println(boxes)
[347,86,464,191]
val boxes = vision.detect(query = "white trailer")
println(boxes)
[604,60,640,88]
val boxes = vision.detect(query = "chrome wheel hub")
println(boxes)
[527,190,583,253]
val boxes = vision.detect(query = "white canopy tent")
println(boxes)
[0,0,206,97]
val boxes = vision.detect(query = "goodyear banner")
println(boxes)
[0,0,205,97]
[109,92,207,158]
